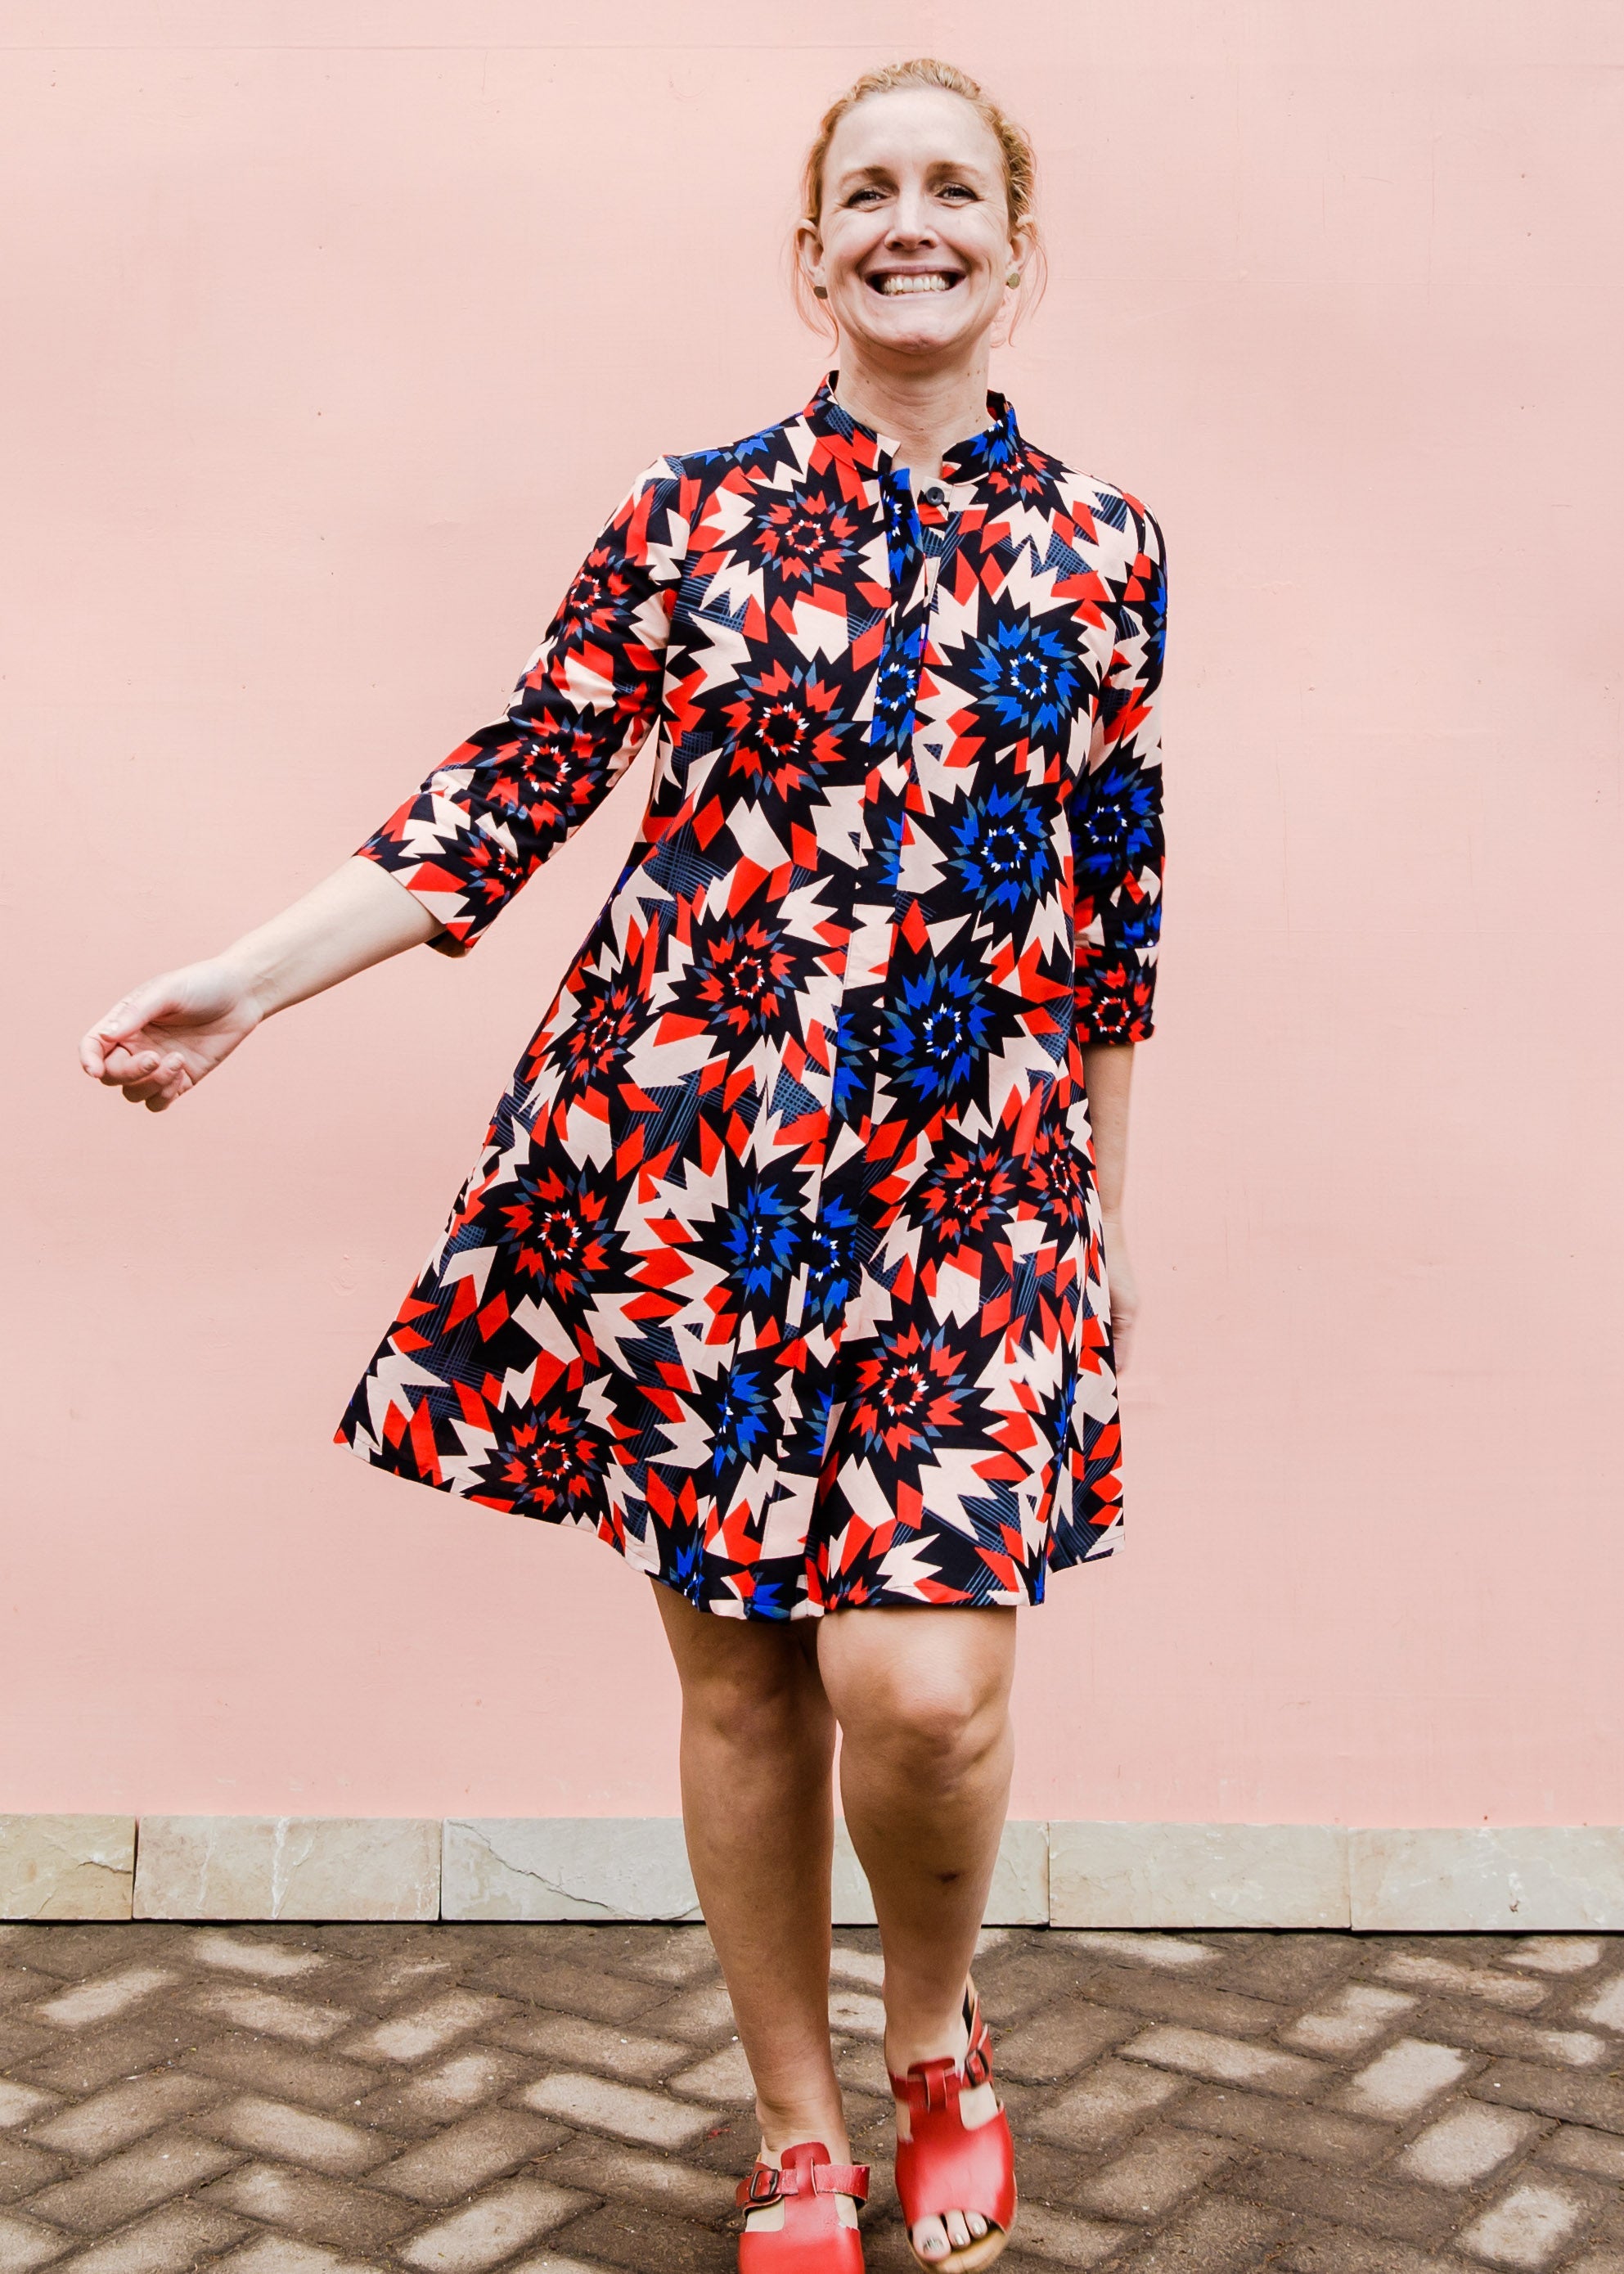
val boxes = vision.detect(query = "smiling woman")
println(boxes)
[78,53,1165,2274]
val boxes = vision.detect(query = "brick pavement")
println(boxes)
[0,1919,1622,2272]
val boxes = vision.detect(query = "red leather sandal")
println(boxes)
[888,1984,1016,2272]
[736,2138,870,2272]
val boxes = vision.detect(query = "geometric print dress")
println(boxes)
[336,376,1166,1619]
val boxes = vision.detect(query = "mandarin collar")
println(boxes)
[803,372,1021,486]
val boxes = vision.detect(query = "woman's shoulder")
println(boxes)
[1019,435,1165,570]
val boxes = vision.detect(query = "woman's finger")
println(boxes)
[101,1047,160,1088]
[81,983,183,1076]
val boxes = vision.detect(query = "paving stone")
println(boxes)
[1412,1997,1607,2069]
[1171,2082,1394,2169]
[827,1988,887,2038]
[0,2087,57,2132]
[1536,2124,1624,2182]
[1271,2224,1463,2273]
[9,2020,195,2098]
[397,2181,596,2272]
[0,2032,55,2076]
[505,2259,607,2274]
[1077,2123,1236,2218]
[1029,2058,1187,2147]
[520,2069,719,2149]
[349,2048,538,2132]
[53,2201,250,2272]
[1055,1934,1220,1971]
[1470,2060,1624,2132]
[539,2135,736,2219]
[997,2201,1129,2264]
[196,2162,421,2251]
[0,2210,72,2270]
[468,1952,665,2024]
[1457,2179,1591,2268]
[1077,1965,1292,2040]
[1334,2038,1472,2118]
[187,1983,353,2045]
[486,2007,691,2080]
[188,1930,326,1979]
[992,1997,1137,2083]
[832,2034,892,2100]
[216,2240,381,2273]
[181,2033,378,2111]
[25,2071,222,2159]
[0,2137,69,2204]
[1504,1939,1606,1976]
[367,2108,564,2203]
[1576,1974,1624,2031]
[669,2040,754,2101]
[28,1970,175,2031]
[1283,1984,1419,2055]
[338,1991,511,2064]
[190,2092,398,2175]
[1560,2256,1624,2274]
[613,1926,719,1986]
[637,1979,738,2043]
[25,2129,242,2234]
[545,2200,729,2272]
[1374,1954,1550,2011]
[1120,2024,1326,2095]
[828,1946,887,1988]
[1226,2150,1460,2242]
[1113,2193,1290,2272]
[1394,2102,1546,2186]
[1201,1934,1356,2004]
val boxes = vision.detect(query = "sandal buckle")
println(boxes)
[743,2165,783,2206]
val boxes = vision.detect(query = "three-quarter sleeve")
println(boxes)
[355,457,691,953]
[1072,502,1167,1042]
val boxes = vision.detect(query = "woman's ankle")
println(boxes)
[884,1974,973,2077]
[754,2098,852,2164]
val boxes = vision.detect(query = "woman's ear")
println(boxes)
[794,216,826,299]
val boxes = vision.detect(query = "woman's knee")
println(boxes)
[824,1614,1014,1786]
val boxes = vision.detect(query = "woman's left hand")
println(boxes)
[1101,1209,1139,1375]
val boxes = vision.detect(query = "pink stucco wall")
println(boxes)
[6,1,1621,1828]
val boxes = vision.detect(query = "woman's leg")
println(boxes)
[817,1605,1018,2264]
[650,1582,848,2162]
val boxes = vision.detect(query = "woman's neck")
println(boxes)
[830,352,992,485]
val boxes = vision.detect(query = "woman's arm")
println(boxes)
[79,857,434,1112]
[1080,1038,1138,1371]
[80,452,694,1115]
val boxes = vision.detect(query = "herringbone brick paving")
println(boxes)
[1,1921,1622,2272]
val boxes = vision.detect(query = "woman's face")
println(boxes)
[801,88,1023,371]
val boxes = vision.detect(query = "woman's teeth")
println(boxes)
[876,272,955,295]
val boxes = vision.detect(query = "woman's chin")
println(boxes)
[843,304,984,362]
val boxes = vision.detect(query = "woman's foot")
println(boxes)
[738,2137,868,2268]
[888,1982,1014,2271]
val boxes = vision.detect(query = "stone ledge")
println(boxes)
[0,1815,136,1919]
[3,1818,1620,1925]
[133,1817,442,1921]
[1349,1826,1624,1930]
[1050,1821,1350,1928]
[443,1817,1048,1924]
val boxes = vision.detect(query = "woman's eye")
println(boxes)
[939,182,976,201]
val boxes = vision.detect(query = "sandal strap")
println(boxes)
[736,2159,870,2209]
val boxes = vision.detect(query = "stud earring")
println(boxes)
[812,281,829,299]
[1005,268,1022,288]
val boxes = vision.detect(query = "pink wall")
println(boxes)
[5,0,1621,1828]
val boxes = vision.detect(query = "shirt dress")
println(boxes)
[336,377,1166,1619]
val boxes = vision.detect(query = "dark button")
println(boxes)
[922,484,947,507]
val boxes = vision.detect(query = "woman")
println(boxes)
[79,56,1165,2274]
